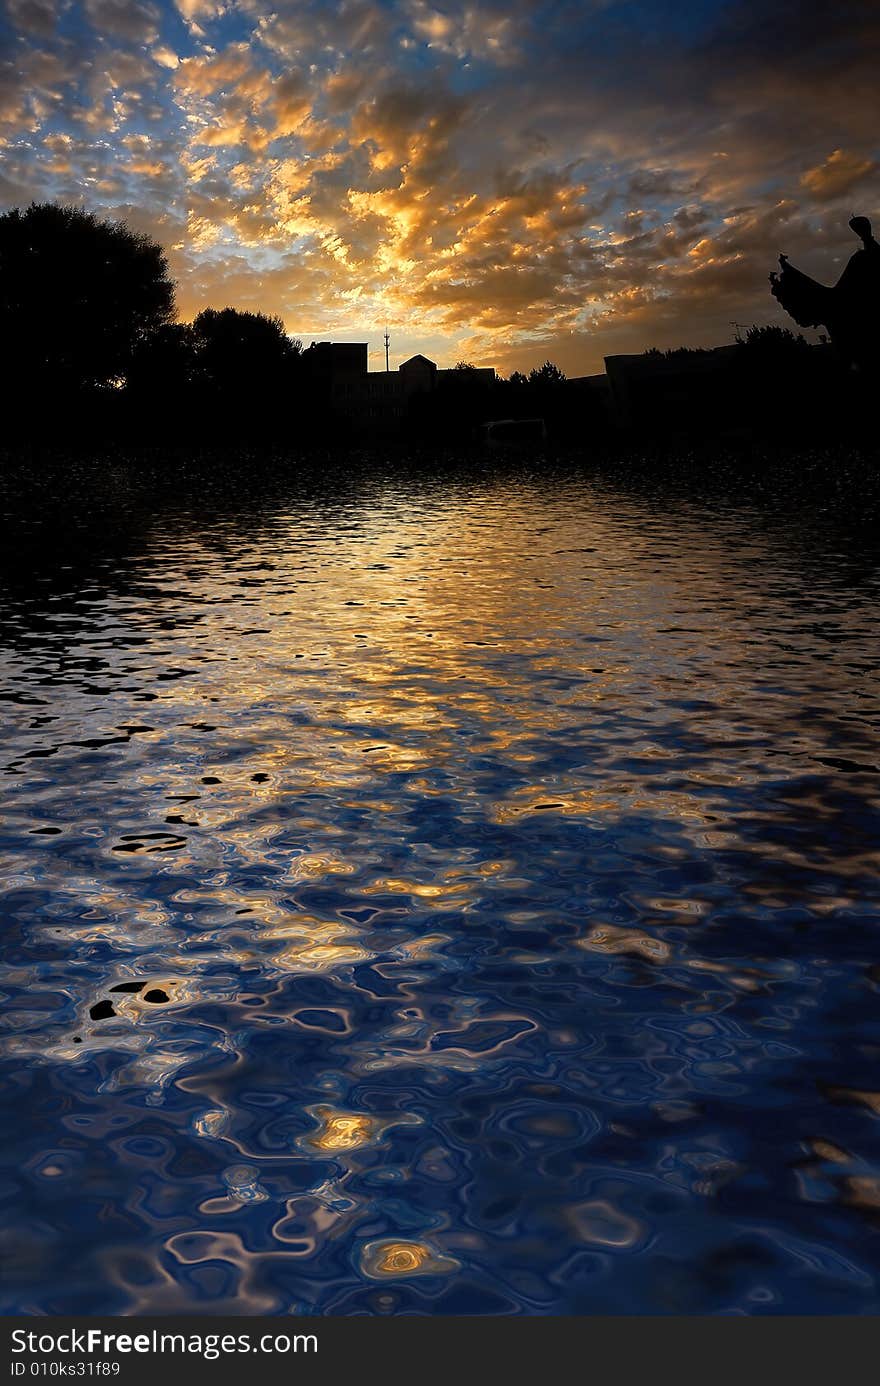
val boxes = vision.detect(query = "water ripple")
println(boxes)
[1,464,879,1314]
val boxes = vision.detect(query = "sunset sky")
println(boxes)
[1,0,878,374]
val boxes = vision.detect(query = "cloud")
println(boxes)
[272,70,312,137]
[174,0,225,28]
[253,0,393,59]
[172,44,276,149]
[800,149,879,201]
[403,0,520,63]
[152,45,180,69]
[1,0,879,372]
[84,0,161,44]
[4,0,69,38]
[173,45,260,96]
[0,45,75,133]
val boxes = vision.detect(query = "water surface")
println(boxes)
[2,462,879,1314]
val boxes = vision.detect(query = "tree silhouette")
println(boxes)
[191,307,299,396]
[528,360,566,386]
[732,321,841,439]
[645,345,708,360]
[188,307,302,437]
[736,324,811,356]
[0,202,175,401]
[126,322,195,429]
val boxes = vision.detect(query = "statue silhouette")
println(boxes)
[770,215,880,370]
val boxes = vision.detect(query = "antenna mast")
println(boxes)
[383,329,390,372]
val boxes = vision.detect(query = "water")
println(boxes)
[1,460,879,1315]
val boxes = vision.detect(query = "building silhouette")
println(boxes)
[298,333,846,444]
[302,341,495,433]
[604,346,741,432]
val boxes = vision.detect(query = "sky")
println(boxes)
[1,0,878,374]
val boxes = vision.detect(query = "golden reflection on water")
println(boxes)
[306,1110,377,1152]
[260,916,374,972]
[359,1239,460,1279]
[826,1088,880,1117]
[194,1109,229,1139]
[2,474,880,1313]
[273,940,373,971]
[579,924,672,963]
[298,1104,420,1154]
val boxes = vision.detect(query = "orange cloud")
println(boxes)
[2,0,879,374]
[800,149,878,201]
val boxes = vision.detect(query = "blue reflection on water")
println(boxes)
[1,463,879,1314]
